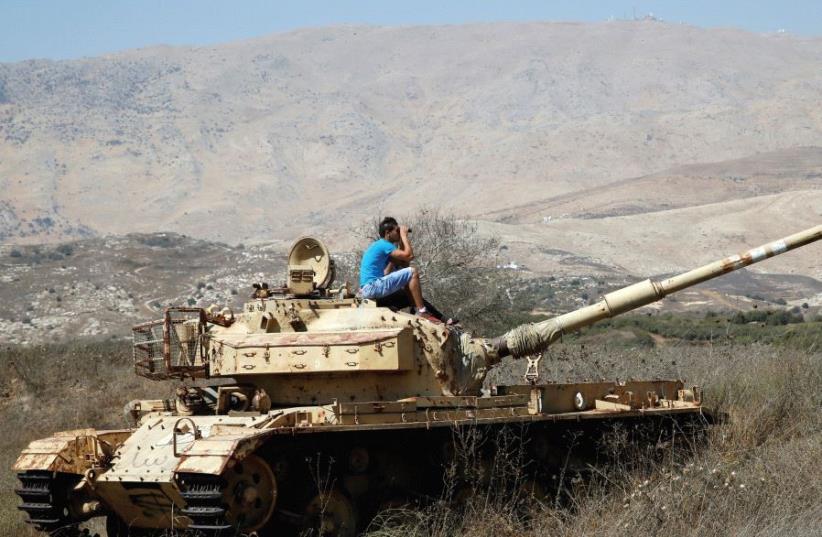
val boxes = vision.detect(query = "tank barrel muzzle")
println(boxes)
[495,224,822,359]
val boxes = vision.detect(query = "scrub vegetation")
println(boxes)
[0,340,166,536]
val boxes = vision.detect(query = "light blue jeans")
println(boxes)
[359,267,414,299]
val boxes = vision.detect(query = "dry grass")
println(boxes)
[0,340,168,536]
[1,339,820,536]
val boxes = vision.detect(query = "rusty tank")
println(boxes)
[13,225,822,536]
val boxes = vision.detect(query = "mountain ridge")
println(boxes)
[0,20,820,279]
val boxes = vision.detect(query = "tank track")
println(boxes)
[178,473,233,536]
[15,470,80,535]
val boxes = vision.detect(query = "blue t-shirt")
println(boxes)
[359,239,396,287]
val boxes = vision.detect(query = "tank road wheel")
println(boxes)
[302,489,358,537]
[223,454,277,532]
[15,471,82,536]
[179,455,277,535]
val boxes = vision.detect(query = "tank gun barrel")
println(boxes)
[494,224,822,359]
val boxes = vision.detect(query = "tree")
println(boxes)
[338,209,518,334]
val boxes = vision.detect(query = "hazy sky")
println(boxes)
[1,0,819,62]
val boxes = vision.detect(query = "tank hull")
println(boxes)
[14,379,703,535]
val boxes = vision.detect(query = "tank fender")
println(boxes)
[175,427,277,475]
[13,429,132,473]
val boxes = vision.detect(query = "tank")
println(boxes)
[13,226,822,536]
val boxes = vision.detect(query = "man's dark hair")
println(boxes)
[379,217,398,238]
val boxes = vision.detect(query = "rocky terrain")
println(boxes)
[0,234,285,344]
[0,231,818,346]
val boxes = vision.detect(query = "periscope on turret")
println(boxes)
[12,226,821,536]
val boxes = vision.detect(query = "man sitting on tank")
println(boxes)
[358,217,443,323]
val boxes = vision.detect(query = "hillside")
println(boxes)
[481,148,822,280]
[1,231,819,347]
[0,234,284,344]
[487,147,822,223]
[1,21,821,254]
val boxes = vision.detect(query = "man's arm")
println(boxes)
[383,260,395,276]
[389,226,414,263]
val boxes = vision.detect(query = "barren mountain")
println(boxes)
[0,22,820,241]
